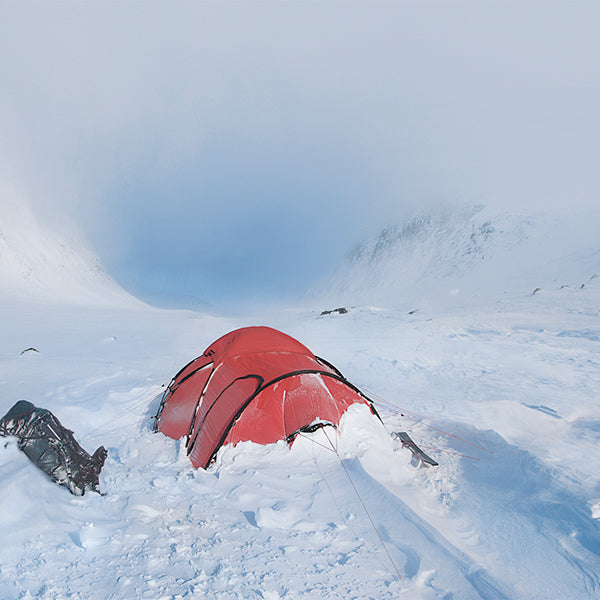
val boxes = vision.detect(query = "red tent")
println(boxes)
[154,326,378,468]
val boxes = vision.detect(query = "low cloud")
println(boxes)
[2,3,599,306]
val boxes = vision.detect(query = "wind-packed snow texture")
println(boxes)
[1,207,599,599]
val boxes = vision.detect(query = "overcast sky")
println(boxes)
[2,2,599,308]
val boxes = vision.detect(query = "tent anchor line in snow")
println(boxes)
[154,326,388,469]
[155,325,419,582]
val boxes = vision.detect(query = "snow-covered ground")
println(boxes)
[1,207,599,599]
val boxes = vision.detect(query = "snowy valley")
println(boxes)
[1,206,600,599]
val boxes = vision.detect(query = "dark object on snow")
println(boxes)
[392,431,439,466]
[20,347,39,355]
[320,307,348,316]
[0,400,107,495]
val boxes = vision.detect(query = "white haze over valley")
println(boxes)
[2,3,600,598]
[3,2,600,307]
[1,198,599,599]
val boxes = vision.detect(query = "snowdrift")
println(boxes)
[1,204,600,599]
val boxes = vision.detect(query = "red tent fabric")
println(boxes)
[154,326,378,468]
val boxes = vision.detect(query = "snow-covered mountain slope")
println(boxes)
[322,205,600,309]
[1,207,599,599]
[0,197,138,307]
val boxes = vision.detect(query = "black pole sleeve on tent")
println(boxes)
[200,369,381,468]
[186,374,263,456]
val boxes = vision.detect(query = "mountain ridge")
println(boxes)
[0,198,138,307]
[319,205,600,307]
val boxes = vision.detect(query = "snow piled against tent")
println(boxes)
[1,206,600,599]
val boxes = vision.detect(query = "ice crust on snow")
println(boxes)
[1,206,600,599]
